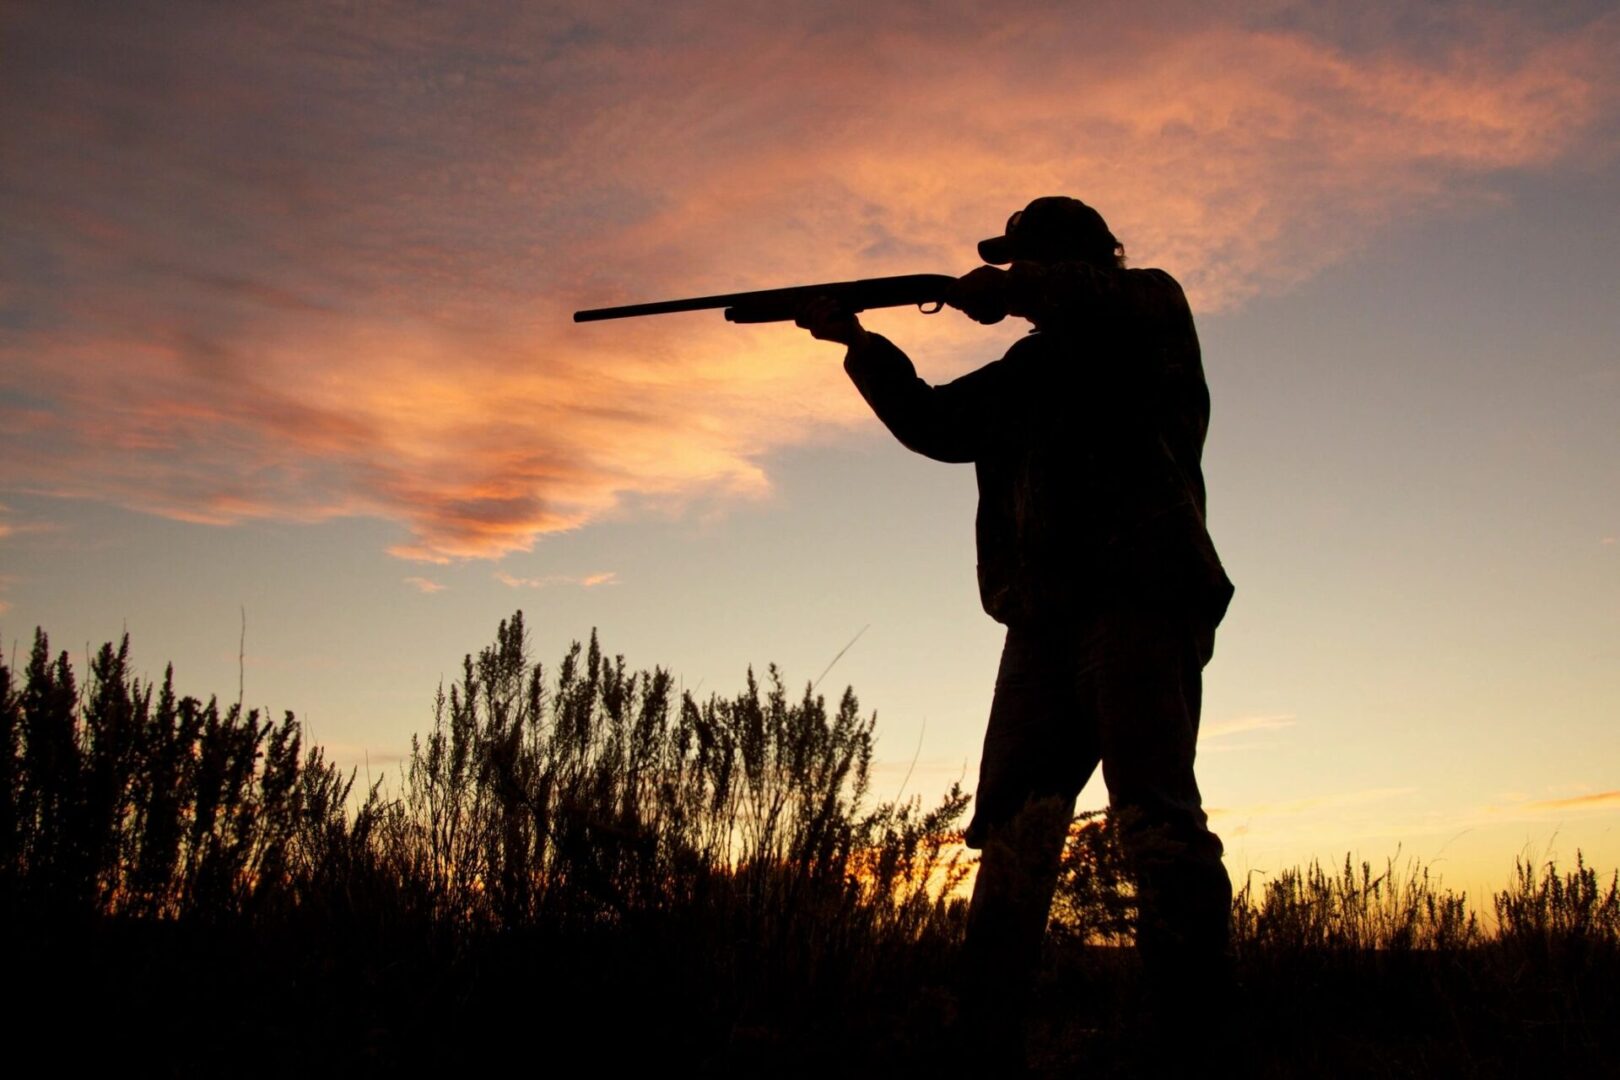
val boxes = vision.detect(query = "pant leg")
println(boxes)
[961,625,1102,1037]
[1087,609,1232,981]
[965,624,1102,850]
[960,794,1073,1035]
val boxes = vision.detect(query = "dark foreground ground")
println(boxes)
[8,916,1615,1078]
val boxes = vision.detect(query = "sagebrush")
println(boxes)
[2,613,1615,1076]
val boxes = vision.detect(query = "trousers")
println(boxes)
[961,607,1232,1004]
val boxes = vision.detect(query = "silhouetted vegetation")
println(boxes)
[2,614,1615,1076]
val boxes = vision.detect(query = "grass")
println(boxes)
[1,612,1615,1076]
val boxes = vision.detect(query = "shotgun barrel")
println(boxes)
[573,273,957,324]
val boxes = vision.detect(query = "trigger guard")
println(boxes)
[919,301,944,314]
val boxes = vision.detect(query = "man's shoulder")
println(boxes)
[1109,267,1194,327]
[1009,261,1191,321]
[1026,261,1181,285]
[1124,266,1189,301]
[1127,265,1181,286]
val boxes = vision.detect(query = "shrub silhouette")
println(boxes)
[0,615,971,936]
[2,630,347,922]
[378,612,972,951]
[1,612,1616,1076]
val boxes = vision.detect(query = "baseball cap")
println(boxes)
[978,195,1121,265]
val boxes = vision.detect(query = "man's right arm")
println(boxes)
[794,294,1005,464]
[842,333,1004,464]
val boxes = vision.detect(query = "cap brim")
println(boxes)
[978,235,1015,264]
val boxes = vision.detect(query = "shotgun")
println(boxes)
[572,273,956,324]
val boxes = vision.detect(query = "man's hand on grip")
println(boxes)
[795,296,868,346]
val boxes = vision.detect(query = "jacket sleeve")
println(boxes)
[842,333,1008,464]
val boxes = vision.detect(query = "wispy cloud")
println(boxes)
[1204,713,1297,739]
[1306,786,1620,841]
[403,576,447,594]
[0,505,57,543]
[494,570,618,589]
[4,2,1615,559]
[1515,789,1620,813]
[1211,786,1418,820]
[317,742,407,771]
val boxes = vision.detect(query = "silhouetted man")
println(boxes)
[797,196,1235,1059]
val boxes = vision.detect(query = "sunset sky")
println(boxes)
[3,0,1617,900]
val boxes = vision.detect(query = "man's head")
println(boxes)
[978,196,1123,268]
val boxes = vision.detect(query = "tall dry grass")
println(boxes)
[2,612,1615,1075]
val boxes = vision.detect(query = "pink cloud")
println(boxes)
[403,576,447,594]
[3,3,1615,559]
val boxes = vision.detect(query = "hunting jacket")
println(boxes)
[843,262,1233,627]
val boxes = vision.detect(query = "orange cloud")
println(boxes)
[1523,790,1620,812]
[403,577,447,594]
[3,3,1615,559]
